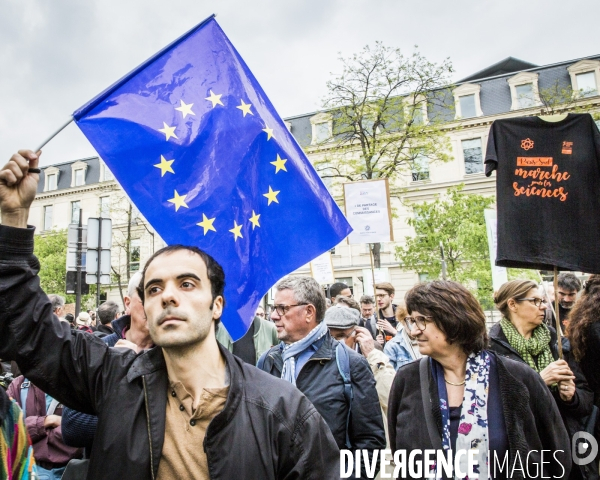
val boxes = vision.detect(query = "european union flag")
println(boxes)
[73,15,352,340]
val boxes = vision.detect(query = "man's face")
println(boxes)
[54,306,64,318]
[255,306,265,318]
[375,289,393,310]
[143,250,223,349]
[271,289,314,344]
[125,290,150,339]
[329,326,356,349]
[338,287,352,298]
[361,303,374,319]
[557,289,577,310]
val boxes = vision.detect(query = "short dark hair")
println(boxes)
[97,300,120,325]
[405,280,488,355]
[557,273,582,293]
[138,245,226,310]
[374,282,395,296]
[329,282,350,299]
[359,295,374,305]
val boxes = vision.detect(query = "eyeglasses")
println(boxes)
[256,313,265,318]
[404,315,433,331]
[516,297,547,307]
[273,303,308,316]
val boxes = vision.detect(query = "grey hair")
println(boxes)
[128,271,143,298]
[97,300,120,325]
[275,276,326,322]
[48,294,65,311]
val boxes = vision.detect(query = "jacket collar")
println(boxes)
[111,314,131,338]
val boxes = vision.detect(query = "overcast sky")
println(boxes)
[1,0,598,167]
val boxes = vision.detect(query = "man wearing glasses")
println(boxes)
[258,276,386,466]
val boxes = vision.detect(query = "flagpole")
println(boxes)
[34,116,74,153]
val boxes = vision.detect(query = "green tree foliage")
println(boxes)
[33,229,95,305]
[315,42,454,182]
[34,229,69,296]
[395,186,539,307]
[395,186,495,305]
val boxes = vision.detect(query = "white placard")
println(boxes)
[484,209,508,291]
[361,268,390,296]
[310,251,335,285]
[343,179,393,244]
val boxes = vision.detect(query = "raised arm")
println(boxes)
[0,150,111,414]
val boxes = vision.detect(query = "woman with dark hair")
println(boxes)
[388,280,571,480]
[568,274,600,404]
[0,387,37,479]
[490,279,595,480]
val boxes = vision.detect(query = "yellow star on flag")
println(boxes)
[270,154,287,173]
[154,155,175,176]
[262,126,274,141]
[263,186,280,205]
[205,90,224,108]
[175,100,195,119]
[158,122,178,141]
[236,100,253,117]
[168,190,189,211]
[249,210,261,229]
[196,213,216,235]
[229,221,243,241]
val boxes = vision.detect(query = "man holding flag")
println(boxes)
[0,14,351,480]
[0,149,339,479]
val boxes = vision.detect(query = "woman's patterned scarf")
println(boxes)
[500,317,553,372]
[433,351,490,480]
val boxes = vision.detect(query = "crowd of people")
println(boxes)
[2,149,600,479]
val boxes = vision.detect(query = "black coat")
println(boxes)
[489,322,597,480]
[259,333,386,453]
[388,352,572,480]
[0,225,340,480]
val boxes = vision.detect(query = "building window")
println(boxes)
[130,239,141,272]
[411,154,430,181]
[310,112,332,145]
[74,169,85,186]
[462,138,483,175]
[103,164,114,182]
[515,83,535,108]
[70,160,88,188]
[314,123,330,143]
[100,196,110,217]
[576,72,598,97]
[71,201,81,224]
[43,205,53,231]
[48,174,57,191]
[43,166,60,192]
[568,60,600,98]
[459,95,476,118]
[453,83,483,119]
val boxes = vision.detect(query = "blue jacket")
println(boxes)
[383,330,413,370]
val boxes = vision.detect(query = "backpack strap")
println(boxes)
[335,343,353,449]
[20,378,30,418]
[47,397,60,416]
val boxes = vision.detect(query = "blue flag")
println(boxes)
[73,15,352,340]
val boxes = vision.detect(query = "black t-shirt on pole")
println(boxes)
[485,114,600,273]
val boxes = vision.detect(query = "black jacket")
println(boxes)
[0,225,340,480]
[259,332,386,453]
[388,352,572,480]
[489,322,597,480]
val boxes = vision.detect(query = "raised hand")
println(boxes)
[0,150,41,228]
